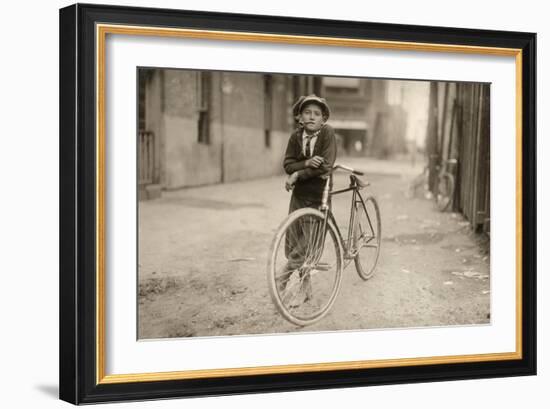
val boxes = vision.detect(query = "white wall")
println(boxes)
[1,0,546,407]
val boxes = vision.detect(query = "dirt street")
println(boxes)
[138,158,490,339]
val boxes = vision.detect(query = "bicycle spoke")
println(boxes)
[303,217,317,264]
[285,277,304,308]
[285,217,308,268]
[310,221,324,264]
[304,218,317,263]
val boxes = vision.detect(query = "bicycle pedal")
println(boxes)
[314,262,330,271]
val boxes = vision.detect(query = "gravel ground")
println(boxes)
[138,157,490,339]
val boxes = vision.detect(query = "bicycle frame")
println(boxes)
[318,173,374,261]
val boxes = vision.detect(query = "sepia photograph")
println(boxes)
[55,2,537,404]
[137,68,490,339]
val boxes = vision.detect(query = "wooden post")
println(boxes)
[426,82,439,192]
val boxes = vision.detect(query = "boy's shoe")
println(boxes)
[289,275,313,308]
[276,261,303,294]
[289,290,309,308]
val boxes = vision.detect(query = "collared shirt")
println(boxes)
[302,129,319,157]
[283,123,337,200]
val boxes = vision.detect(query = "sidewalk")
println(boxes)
[138,157,489,338]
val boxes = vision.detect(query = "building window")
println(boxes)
[264,74,273,148]
[138,70,149,131]
[197,72,211,144]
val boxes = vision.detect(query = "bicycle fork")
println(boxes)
[345,188,362,260]
[313,176,331,266]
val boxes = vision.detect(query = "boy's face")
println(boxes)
[300,103,325,133]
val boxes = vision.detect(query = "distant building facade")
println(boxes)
[322,77,428,159]
[321,77,372,156]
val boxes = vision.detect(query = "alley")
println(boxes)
[138,157,490,339]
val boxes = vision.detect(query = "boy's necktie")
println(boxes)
[304,135,312,157]
[303,126,323,157]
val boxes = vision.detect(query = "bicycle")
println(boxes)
[267,164,381,326]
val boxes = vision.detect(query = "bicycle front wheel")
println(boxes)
[267,208,343,326]
[354,195,381,281]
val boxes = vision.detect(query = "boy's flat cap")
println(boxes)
[293,94,331,119]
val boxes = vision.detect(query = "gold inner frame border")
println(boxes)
[95,23,523,385]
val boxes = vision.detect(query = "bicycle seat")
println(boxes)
[350,174,369,189]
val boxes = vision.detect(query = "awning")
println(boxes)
[323,77,360,88]
[329,119,369,130]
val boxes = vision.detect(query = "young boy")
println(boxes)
[279,94,337,303]
[284,95,337,197]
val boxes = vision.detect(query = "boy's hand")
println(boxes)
[285,172,299,191]
[305,155,324,169]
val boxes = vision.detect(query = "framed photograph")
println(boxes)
[59,3,536,404]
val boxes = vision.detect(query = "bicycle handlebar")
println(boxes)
[332,164,364,176]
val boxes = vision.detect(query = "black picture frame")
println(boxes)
[59,3,536,405]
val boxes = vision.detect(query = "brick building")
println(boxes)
[138,68,321,199]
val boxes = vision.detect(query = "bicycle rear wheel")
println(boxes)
[267,208,343,326]
[353,195,381,281]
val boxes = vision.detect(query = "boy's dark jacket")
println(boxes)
[283,124,337,202]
